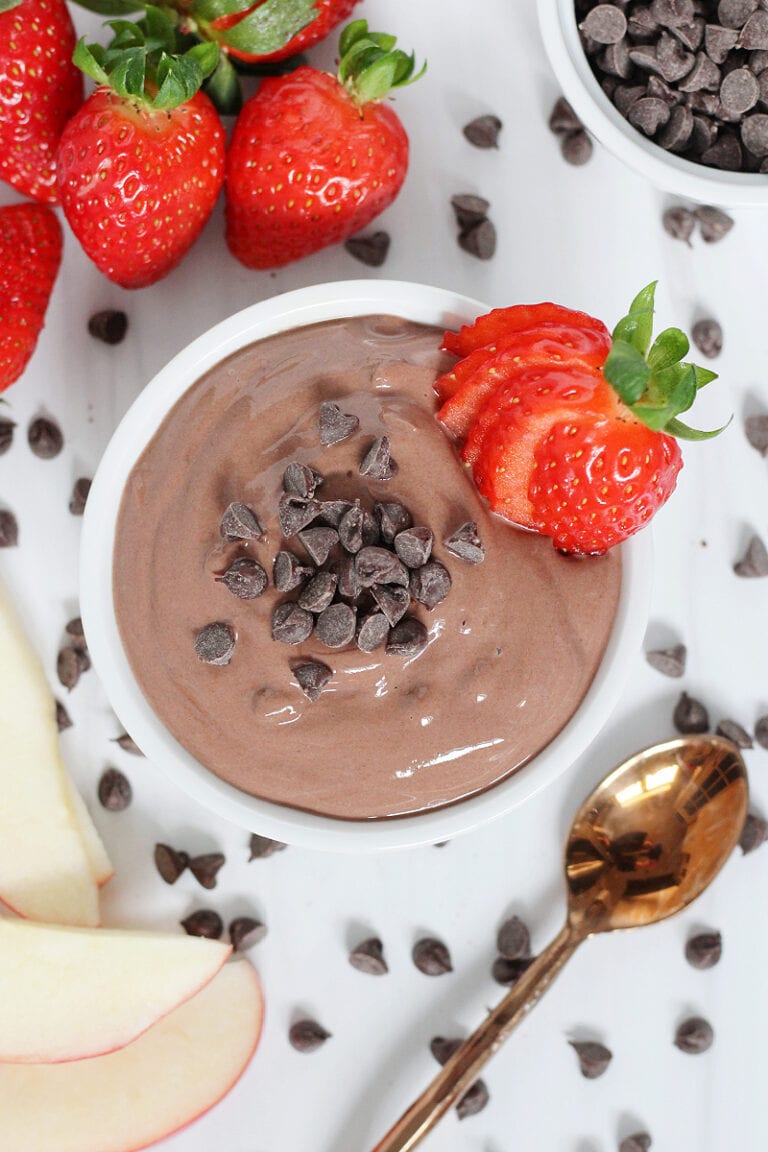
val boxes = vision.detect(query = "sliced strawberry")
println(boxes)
[442,303,610,358]
[0,203,62,391]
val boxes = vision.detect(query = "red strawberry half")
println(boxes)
[0,203,62,391]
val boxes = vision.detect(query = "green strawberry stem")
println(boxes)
[603,282,727,442]
[337,19,426,105]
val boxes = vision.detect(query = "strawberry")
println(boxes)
[56,10,225,289]
[0,203,62,391]
[0,0,83,204]
[441,284,723,555]
[208,0,360,63]
[225,20,424,269]
[442,302,611,358]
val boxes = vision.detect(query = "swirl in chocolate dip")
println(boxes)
[113,316,621,820]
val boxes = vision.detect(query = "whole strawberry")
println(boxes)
[225,20,425,270]
[57,10,225,289]
[0,0,83,203]
[0,204,62,391]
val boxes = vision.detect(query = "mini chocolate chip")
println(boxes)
[430,1036,462,1065]
[113,732,143,755]
[646,643,687,677]
[57,646,81,690]
[652,0,694,26]
[629,95,672,134]
[28,416,63,459]
[386,616,428,659]
[360,508,380,547]
[569,1039,613,1079]
[459,217,498,257]
[492,956,535,986]
[674,1016,713,1053]
[701,131,744,168]
[599,37,634,77]
[315,602,356,649]
[412,937,452,975]
[75,648,91,674]
[752,47,768,71]
[317,499,353,528]
[444,522,484,563]
[55,700,72,731]
[462,113,503,148]
[394,526,433,568]
[278,494,320,538]
[450,193,490,229]
[705,23,739,62]
[188,852,225,889]
[721,65,760,112]
[298,572,337,613]
[755,715,768,748]
[0,418,15,454]
[659,103,694,149]
[549,95,584,134]
[561,130,594,165]
[739,9,768,47]
[663,205,695,242]
[249,834,287,859]
[497,915,531,960]
[271,602,314,645]
[338,502,364,553]
[718,0,758,29]
[371,583,410,626]
[694,204,734,242]
[356,546,409,588]
[220,501,262,541]
[619,1133,653,1152]
[614,83,647,116]
[154,843,189,885]
[0,509,18,547]
[194,622,235,665]
[673,691,710,733]
[181,910,223,940]
[685,931,722,969]
[65,616,86,646]
[319,401,359,446]
[629,6,660,37]
[742,111,768,153]
[410,561,452,609]
[88,309,128,344]
[335,552,363,601]
[293,659,333,701]
[273,550,314,592]
[678,52,721,93]
[715,718,753,747]
[357,611,390,652]
[68,478,91,516]
[297,526,338,565]
[581,4,628,43]
[98,767,132,811]
[734,534,768,576]
[376,501,413,542]
[360,435,397,480]
[229,916,267,951]
[216,558,268,600]
[456,1079,490,1120]
[283,462,320,499]
[741,811,768,853]
[344,231,390,267]
[289,1019,331,1053]
[349,937,388,975]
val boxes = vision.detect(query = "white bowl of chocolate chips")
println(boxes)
[539,0,768,205]
[81,280,652,851]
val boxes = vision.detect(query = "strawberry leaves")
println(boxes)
[604,282,726,441]
[337,19,426,105]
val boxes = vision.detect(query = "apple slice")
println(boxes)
[0,580,100,925]
[0,916,232,1063]
[64,775,114,887]
[0,961,263,1152]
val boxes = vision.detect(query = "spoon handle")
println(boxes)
[370,922,580,1152]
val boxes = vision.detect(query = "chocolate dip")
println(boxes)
[113,316,621,820]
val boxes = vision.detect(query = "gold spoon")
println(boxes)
[371,735,748,1152]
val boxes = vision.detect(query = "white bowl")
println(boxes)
[81,279,652,852]
[538,0,768,208]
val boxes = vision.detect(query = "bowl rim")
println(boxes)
[538,0,768,207]
[80,278,653,852]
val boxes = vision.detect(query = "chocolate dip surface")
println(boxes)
[113,316,621,820]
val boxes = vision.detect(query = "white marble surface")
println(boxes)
[2,0,768,1149]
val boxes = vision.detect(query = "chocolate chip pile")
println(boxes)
[575,0,768,171]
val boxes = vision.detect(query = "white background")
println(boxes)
[3,0,768,1149]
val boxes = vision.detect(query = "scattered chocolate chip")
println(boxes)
[278,494,320,538]
[317,499,353,528]
[344,230,390,267]
[581,4,628,43]
[430,1036,462,1065]
[715,718,753,747]
[376,501,413,543]
[216,558,268,600]
[88,309,128,345]
[335,552,363,601]
[57,646,82,691]
[673,691,710,733]
[674,1016,714,1053]
[55,699,72,731]
[338,502,364,553]
[755,715,768,748]
[619,1133,653,1152]
[497,915,531,960]
[273,550,314,592]
[357,611,390,652]
[229,916,267,951]
[188,852,226,889]
[371,583,410,627]
[549,96,584,134]
[0,418,15,454]
[646,643,687,677]
[456,1079,490,1120]
[740,811,768,853]
[319,401,359,447]
[450,193,490,229]
[741,110,768,152]
[569,1039,613,1079]
[181,909,223,940]
[356,546,409,588]
[691,318,723,359]
[297,572,337,613]
[349,937,388,975]
[412,937,452,975]
[0,509,18,547]
[719,0,758,31]
[394,526,433,568]
[289,1019,331,1053]
[283,462,320,499]
[686,930,722,969]
[271,602,314,645]
[98,766,132,811]
[387,616,429,659]
[154,843,189,885]
[410,561,452,609]
[64,616,86,646]
[694,205,734,242]
[194,622,235,665]
[297,526,338,565]
[293,659,333,701]
[444,522,485,564]
[28,416,63,459]
[315,602,356,649]
[561,129,594,165]
[220,501,262,541]
[113,732,143,755]
[459,217,498,257]
[463,113,503,147]
[734,534,768,576]
[249,834,287,859]
[68,477,91,516]
[492,956,535,985]
[359,435,397,480]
